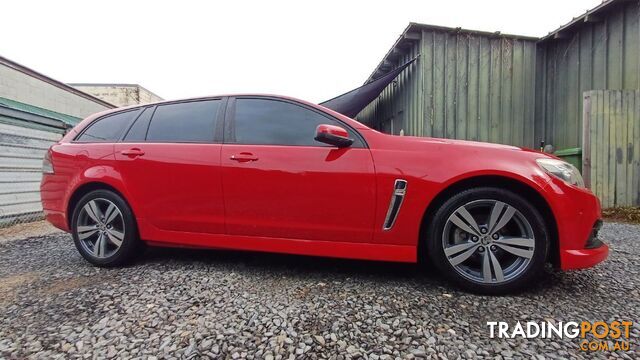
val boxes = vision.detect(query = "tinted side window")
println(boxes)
[123,107,154,141]
[76,110,140,142]
[231,99,359,146]
[146,100,220,142]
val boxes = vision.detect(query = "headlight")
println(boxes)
[536,158,584,187]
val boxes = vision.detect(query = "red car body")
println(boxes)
[41,95,607,271]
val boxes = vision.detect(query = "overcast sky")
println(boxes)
[1,0,602,103]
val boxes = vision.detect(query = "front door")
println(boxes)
[221,97,376,243]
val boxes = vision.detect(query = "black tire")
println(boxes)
[71,189,141,267]
[426,187,548,295]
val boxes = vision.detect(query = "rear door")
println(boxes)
[114,99,226,234]
[221,97,376,243]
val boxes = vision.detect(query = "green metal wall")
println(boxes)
[357,38,422,136]
[358,29,538,148]
[583,90,640,207]
[358,1,639,153]
[535,0,640,151]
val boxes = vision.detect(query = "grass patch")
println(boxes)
[602,207,640,224]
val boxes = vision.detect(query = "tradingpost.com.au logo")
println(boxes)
[487,321,633,352]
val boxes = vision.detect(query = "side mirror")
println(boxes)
[314,124,354,148]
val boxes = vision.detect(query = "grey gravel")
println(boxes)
[0,222,638,359]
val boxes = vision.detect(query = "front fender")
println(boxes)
[370,144,556,249]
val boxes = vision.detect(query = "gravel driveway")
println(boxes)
[0,222,638,359]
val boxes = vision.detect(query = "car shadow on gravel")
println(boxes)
[135,246,587,296]
[140,246,440,282]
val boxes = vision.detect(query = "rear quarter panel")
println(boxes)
[41,142,138,231]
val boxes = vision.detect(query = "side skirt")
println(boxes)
[139,219,416,263]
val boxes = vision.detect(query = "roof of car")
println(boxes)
[77,93,367,129]
[103,93,307,113]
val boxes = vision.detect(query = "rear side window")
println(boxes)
[123,107,154,142]
[146,100,220,142]
[76,110,140,142]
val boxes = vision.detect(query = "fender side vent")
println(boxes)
[383,179,407,230]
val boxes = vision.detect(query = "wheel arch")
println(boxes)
[418,175,559,266]
[66,182,136,230]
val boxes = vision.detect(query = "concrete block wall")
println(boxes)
[0,63,111,119]
[71,84,163,107]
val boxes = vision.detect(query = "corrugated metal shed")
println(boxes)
[0,98,72,225]
[358,24,538,148]
[535,0,640,150]
[358,0,639,153]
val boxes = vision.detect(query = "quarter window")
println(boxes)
[146,100,220,142]
[76,110,140,142]
[230,98,360,147]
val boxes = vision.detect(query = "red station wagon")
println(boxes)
[40,94,608,293]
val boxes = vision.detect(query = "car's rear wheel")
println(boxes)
[71,189,140,267]
[426,187,548,294]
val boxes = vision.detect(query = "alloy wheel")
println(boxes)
[442,199,535,284]
[76,198,125,259]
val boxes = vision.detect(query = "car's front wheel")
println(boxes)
[426,187,548,294]
[71,189,141,267]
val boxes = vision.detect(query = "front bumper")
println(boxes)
[560,245,609,270]
[559,220,608,270]
[542,178,609,270]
